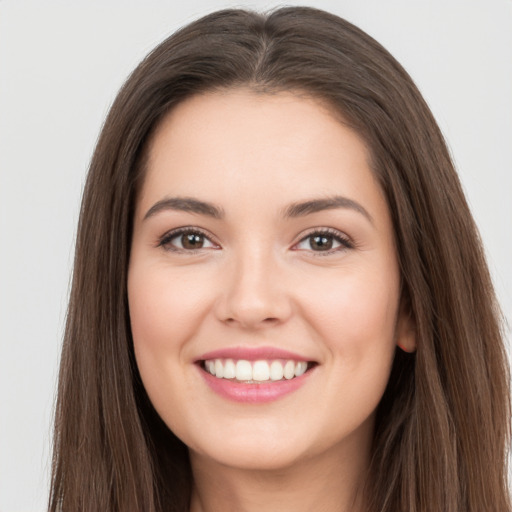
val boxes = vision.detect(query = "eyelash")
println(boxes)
[158,227,217,253]
[294,227,354,256]
[157,226,354,256]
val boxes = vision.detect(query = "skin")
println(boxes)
[128,89,415,512]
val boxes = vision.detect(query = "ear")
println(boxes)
[396,298,416,353]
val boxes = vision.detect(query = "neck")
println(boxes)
[189,438,371,512]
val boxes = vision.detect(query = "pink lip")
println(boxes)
[198,365,314,403]
[196,346,312,362]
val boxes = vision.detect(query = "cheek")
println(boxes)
[128,264,211,354]
[127,264,215,426]
[127,264,217,419]
[301,269,399,349]
[316,270,399,401]
[297,262,400,412]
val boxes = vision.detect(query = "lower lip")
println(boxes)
[198,366,313,403]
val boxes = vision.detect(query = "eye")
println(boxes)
[294,229,353,254]
[158,228,218,252]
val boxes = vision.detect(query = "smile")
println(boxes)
[203,358,309,382]
[196,347,317,402]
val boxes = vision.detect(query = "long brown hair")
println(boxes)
[49,7,511,511]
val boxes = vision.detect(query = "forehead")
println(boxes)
[137,89,386,224]
[147,88,367,167]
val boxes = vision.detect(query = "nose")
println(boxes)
[215,246,293,330]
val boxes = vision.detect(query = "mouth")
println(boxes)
[199,358,317,383]
[195,347,318,402]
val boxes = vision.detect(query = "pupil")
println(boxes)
[311,235,332,251]
[182,233,203,249]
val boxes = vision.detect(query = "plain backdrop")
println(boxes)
[0,1,511,510]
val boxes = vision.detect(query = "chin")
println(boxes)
[184,414,373,474]
[190,439,311,472]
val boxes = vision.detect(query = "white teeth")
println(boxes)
[252,360,270,381]
[295,361,307,377]
[284,360,295,380]
[214,359,224,378]
[270,360,284,381]
[235,360,253,381]
[204,358,310,382]
[223,359,236,379]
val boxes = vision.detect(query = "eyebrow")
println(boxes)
[281,196,373,223]
[143,195,373,223]
[144,197,225,220]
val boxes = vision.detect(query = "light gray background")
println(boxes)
[1,1,511,510]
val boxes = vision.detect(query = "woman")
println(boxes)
[49,6,511,512]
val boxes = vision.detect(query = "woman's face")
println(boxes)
[128,89,414,472]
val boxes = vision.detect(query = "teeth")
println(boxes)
[295,361,307,377]
[204,358,310,382]
[223,359,236,379]
[252,360,270,381]
[214,359,224,378]
[270,360,284,381]
[236,360,252,381]
[284,360,295,380]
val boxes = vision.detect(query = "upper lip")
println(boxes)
[196,346,315,362]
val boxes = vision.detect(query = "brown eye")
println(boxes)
[159,229,217,252]
[309,235,333,251]
[181,232,205,249]
[294,229,353,254]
